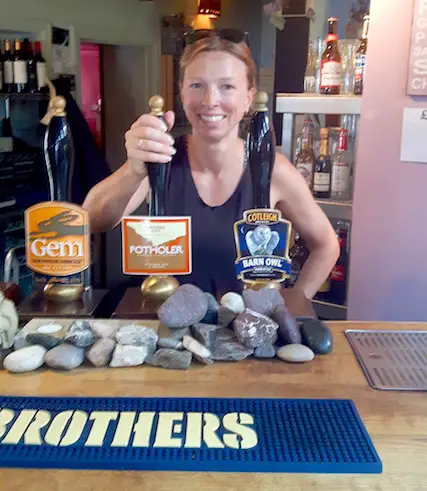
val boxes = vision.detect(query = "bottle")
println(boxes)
[354,14,369,95]
[3,40,14,94]
[26,41,37,94]
[331,128,351,201]
[320,18,341,95]
[330,227,348,305]
[288,234,309,287]
[316,276,331,302]
[34,41,47,91]
[247,91,276,209]
[1,97,13,138]
[295,119,315,190]
[13,39,28,93]
[313,128,332,199]
[0,45,3,93]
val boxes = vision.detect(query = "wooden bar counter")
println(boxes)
[0,322,426,490]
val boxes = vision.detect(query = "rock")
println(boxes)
[271,307,302,345]
[167,327,191,340]
[220,292,245,314]
[13,330,30,351]
[91,321,116,339]
[254,343,276,359]
[0,291,19,349]
[216,327,236,342]
[233,309,278,349]
[147,349,192,370]
[191,323,221,350]
[218,306,237,327]
[0,348,12,368]
[3,345,47,373]
[116,325,158,356]
[86,338,116,367]
[200,293,219,324]
[110,345,148,368]
[277,344,315,363]
[211,341,254,361]
[65,320,94,348]
[157,284,208,328]
[300,319,333,354]
[26,333,62,350]
[242,288,284,317]
[157,337,183,350]
[44,344,85,370]
[182,335,211,363]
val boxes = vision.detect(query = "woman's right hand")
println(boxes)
[125,110,176,177]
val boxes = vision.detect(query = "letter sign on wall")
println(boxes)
[407,0,427,95]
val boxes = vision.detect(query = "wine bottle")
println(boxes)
[320,18,342,95]
[34,41,47,91]
[13,39,28,93]
[313,128,332,199]
[3,40,14,94]
[26,40,37,94]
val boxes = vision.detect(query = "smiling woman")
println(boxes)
[82,29,339,298]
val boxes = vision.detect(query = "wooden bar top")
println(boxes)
[0,322,426,490]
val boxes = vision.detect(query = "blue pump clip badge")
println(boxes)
[233,209,292,283]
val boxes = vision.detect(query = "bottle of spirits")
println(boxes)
[320,18,341,95]
[3,40,14,94]
[313,128,331,199]
[330,227,348,305]
[295,119,315,190]
[13,39,28,93]
[331,128,351,201]
[354,14,369,95]
[288,234,309,287]
[34,41,47,91]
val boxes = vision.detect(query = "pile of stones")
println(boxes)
[1,284,333,373]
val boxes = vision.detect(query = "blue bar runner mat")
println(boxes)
[0,396,382,474]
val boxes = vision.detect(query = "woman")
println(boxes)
[83,29,339,299]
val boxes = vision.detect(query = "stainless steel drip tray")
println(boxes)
[345,329,427,391]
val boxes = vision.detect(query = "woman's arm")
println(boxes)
[271,153,340,299]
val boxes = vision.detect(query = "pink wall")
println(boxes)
[348,0,427,321]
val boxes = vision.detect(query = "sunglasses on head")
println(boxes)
[184,28,249,47]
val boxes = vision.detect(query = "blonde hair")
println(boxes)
[180,36,257,90]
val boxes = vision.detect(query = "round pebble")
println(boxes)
[220,292,245,314]
[3,345,47,373]
[277,344,315,363]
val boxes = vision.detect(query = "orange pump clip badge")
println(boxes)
[25,202,91,276]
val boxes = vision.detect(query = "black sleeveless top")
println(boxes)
[165,135,254,296]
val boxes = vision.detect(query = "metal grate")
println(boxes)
[345,330,427,391]
[0,396,382,474]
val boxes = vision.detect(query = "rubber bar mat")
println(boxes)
[345,329,427,391]
[0,396,381,474]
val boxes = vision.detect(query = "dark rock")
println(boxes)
[157,337,183,350]
[193,353,214,365]
[300,319,333,354]
[157,284,208,328]
[167,327,191,340]
[26,333,62,350]
[65,320,94,348]
[233,308,278,348]
[216,327,236,342]
[218,306,237,327]
[147,349,192,370]
[242,287,284,317]
[211,341,254,361]
[254,343,276,359]
[271,306,301,345]
[191,323,221,350]
[200,293,219,324]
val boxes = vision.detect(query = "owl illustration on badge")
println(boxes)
[245,225,280,256]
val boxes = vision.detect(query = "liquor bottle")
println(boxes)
[330,227,348,305]
[288,234,309,287]
[3,40,14,94]
[313,128,331,199]
[354,14,369,95]
[34,41,47,91]
[13,39,28,93]
[26,41,37,94]
[295,119,315,190]
[331,128,351,201]
[247,91,275,209]
[320,17,341,95]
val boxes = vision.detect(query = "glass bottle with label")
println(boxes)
[313,128,331,199]
[3,40,14,94]
[295,119,315,190]
[288,234,309,287]
[330,227,348,305]
[34,41,47,91]
[320,18,342,95]
[354,14,369,95]
[13,39,28,93]
[331,128,351,201]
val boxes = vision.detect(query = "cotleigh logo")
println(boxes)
[25,202,90,276]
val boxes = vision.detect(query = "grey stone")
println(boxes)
[182,335,211,359]
[91,321,116,339]
[277,344,314,363]
[65,320,94,348]
[193,353,214,365]
[168,327,191,340]
[13,330,30,351]
[218,306,237,327]
[3,345,47,373]
[110,345,148,367]
[26,333,62,350]
[86,338,116,367]
[157,337,183,350]
[157,284,208,328]
[233,308,279,348]
[300,319,333,354]
[147,349,192,370]
[200,293,219,324]
[116,325,158,356]
[0,348,12,368]
[220,292,245,314]
[254,343,276,359]
[44,344,85,370]
[211,341,254,362]
[191,323,221,349]
[215,327,236,342]
[242,288,285,317]
[0,291,19,349]
[271,307,302,345]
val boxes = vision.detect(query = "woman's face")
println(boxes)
[180,50,254,142]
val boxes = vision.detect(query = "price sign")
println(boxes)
[407,0,427,95]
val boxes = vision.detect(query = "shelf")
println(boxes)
[312,299,347,320]
[0,199,16,210]
[276,93,362,115]
[314,199,353,220]
[0,93,49,101]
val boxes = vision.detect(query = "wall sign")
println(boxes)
[407,0,427,95]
